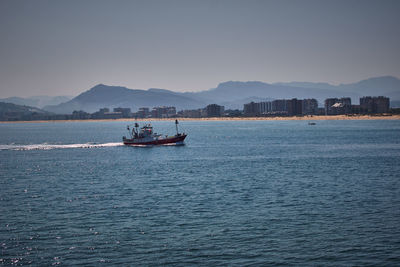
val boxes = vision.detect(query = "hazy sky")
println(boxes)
[0,0,399,97]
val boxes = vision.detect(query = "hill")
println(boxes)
[0,102,52,121]
[44,84,206,114]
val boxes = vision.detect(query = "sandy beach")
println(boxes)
[1,114,400,124]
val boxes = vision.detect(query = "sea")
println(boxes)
[0,119,400,266]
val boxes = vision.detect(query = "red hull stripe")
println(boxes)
[123,135,187,146]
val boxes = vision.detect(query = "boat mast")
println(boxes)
[127,125,133,138]
[134,122,139,138]
[175,119,179,135]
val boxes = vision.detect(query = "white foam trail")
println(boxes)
[0,142,123,151]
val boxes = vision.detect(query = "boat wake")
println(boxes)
[0,142,124,151]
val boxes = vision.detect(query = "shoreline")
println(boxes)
[1,114,400,123]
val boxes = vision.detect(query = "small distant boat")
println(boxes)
[308,122,316,125]
[123,120,187,146]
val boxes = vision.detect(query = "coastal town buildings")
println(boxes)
[360,96,390,114]
[178,109,203,118]
[325,98,352,115]
[286,98,303,116]
[206,104,224,117]
[92,108,122,119]
[0,96,393,121]
[302,99,319,115]
[136,107,150,118]
[244,98,319,116]
[71,110,90,120]
[113,107,131,118]
[271,99,287,113]
[151,106,176,118]
[243,102,260,116]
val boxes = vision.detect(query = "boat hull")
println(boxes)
[123,134,187,146]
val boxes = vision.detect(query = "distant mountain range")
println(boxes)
[0,95,72,109]
[276,76,400,102]
[184,81,362,110]
[4,76,400,114]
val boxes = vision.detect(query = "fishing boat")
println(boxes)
[123,120,187,146]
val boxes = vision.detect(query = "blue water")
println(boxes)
[1,120,400,266]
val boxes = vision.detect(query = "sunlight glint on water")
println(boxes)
[0,120,400,266]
